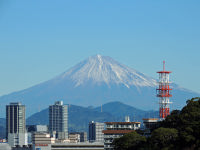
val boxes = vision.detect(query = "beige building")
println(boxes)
[68,133,80,143]
[32,132,55,150]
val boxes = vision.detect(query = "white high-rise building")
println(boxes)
[49,101,68,139]
[6,102,27,147]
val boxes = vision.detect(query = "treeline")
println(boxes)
[113,97,200,150]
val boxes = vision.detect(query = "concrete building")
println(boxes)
[142,118,160,137]
[27,125,48,144]
[32,132,55,150]
[49,101,68,140]
[51,142,104,150]
[89,121,104,143]
[68,133,80,143]
[0,143,11,150]
[8,140,103,150]
[69,132,87,142]
[6,102,27,147]
[7,133,28,148]
[143,118,159,130]
[27,125,48,133]
[103,121,141,150]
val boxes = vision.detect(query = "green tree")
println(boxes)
[112,97,200,150]
[161,97,200,149]
[150,127,178,150]
[113,132,146,150]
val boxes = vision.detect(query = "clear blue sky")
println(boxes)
[0,0,200,96]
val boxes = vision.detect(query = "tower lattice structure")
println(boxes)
[157,61,172,119]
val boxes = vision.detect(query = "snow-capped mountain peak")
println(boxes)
[0,55,199,117]
[60,55,157,88]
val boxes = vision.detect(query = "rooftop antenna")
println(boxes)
[163,60,165,71]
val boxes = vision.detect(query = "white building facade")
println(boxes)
[103,122,141,150]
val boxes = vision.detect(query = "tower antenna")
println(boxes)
[163,60,165,71]
[157,61,172,119]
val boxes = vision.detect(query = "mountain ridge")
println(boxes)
[0,55,199,117]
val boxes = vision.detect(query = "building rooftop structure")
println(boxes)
[104,121,140,131]
[103,119,141,150]
[142,118,159,130]
[104,122,140,124]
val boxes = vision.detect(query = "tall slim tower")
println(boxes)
[157,61,172,119]
[49,101,68,139]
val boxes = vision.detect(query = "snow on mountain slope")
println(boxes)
[58,55,157,88]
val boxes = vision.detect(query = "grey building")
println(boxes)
[6,102,27,147]
[49,101,68,139]
[89,121,104,143]
[0,143,11,150]
[27,125,48,133]
[27,125,48,144]
[79,132,87,142]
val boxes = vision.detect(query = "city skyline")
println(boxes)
[0,0,200,96]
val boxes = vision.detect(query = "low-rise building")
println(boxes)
[27,125,48,144]
[69,132,87,142]
[12,142,104,150]
[0,143,11,150]
[69,133,80,143]
[32,132,55,150]
[8,133,28,147]
[142,118,159,130]
[51,142,104,150]
[103,121,141,150]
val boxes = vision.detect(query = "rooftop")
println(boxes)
[105,122,140,125]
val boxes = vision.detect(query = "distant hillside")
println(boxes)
[0,118,6,138]
[0,102,160,138]
[94,101,159,122]
[27,104,116,132]
[27,102,158,133]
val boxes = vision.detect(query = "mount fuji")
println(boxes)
[0,55,199,117]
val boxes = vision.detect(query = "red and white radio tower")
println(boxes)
[157,61,172,119]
